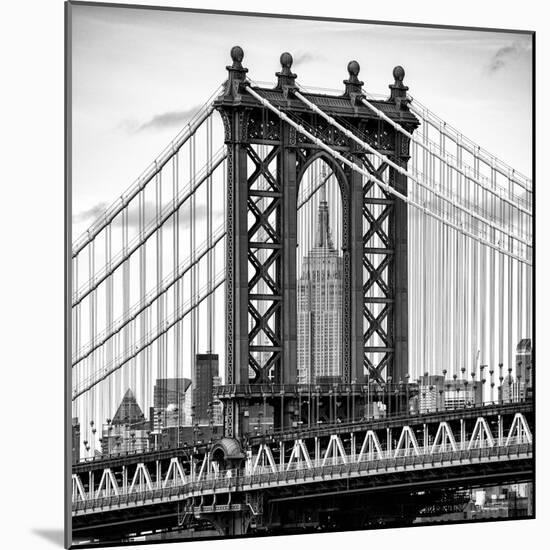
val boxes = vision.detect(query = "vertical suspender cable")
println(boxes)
[105,223,113,425]
[73,256,80,424]
[421,127,427,376]
[138,189,146,426]
[207,114,214,355]
[89,239,96,453]
[172,150,180,426]
[190,133,196,401]
[122,207,129,399]
[156,168,164,412]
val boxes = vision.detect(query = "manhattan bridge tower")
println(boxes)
[215,48,418,437]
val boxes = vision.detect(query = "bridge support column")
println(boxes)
[89,471,94,499]
[315,437,320,463]
[349,159,365,385]
[122,466,127,494]
[281,122,298,390]
[423,423,428,450]
[389,75,411,385]
[210,512,252,537]
[217,50,251,439]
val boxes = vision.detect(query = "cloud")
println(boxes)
[73,202,109,224]
[115,201,210,229]
[74,199,222,233]
[292,50,323,66]
[488,41,531,73]
[120,106,201,134]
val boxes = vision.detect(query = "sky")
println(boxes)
[69,5,533,430]
[71,4,533,234]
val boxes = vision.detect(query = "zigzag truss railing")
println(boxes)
[72,412,532,506]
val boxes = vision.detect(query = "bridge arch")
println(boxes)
[296,154,349,387]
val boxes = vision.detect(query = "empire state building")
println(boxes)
[297,184,343,384]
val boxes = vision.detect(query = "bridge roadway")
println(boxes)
[73,441,532,516]
[72,399,532,475]
[71,399,533,539]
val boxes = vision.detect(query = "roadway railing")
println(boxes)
[72,397,533,471]
[247,398,533,445]
[73,440,532,514]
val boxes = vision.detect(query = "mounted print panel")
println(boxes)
[66,2,534,547]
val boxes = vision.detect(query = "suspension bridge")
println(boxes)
[70,47,533,542]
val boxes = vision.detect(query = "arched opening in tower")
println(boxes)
[296,159,344,387]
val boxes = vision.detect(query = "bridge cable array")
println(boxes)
[70,76,531,458]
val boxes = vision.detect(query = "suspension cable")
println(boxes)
[72,272,226,400]
[407,98,532,194]
[73,162,327,398]
[361,97,531,217]
[294,90,530,248]
[72,148,227,308]
[245,84,530,265]
[72,86,223,258]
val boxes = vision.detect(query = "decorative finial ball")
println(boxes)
[280,52,293,69]
[393,65,405,83]
[230,45,244,64]
[348,60,360,77]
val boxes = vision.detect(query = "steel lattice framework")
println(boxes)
[214,49,419,436]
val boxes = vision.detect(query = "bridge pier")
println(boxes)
[206,514,251,537]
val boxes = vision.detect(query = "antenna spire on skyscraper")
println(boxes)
[315,173,334,249]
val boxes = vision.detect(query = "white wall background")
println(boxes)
[0,0,547,549]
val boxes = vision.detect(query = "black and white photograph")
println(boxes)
[63,2,535,547]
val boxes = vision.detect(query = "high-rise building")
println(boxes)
[212,375,224,425]
[192,354,219,425]
[443,379,483,410]
[418,375,445,413]
[72,417,80,463]
[297,184,343,384]
[516,339,532,388]
[501,375,526,403]
[153,378,191,430]
[183,383,193,425]
[101,389,150,456]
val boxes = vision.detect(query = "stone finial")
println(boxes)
[389,65,410,107]
[275,52,297,91]
[230,45,244,69]
[224,45,248,98]
[343,60,364,97]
